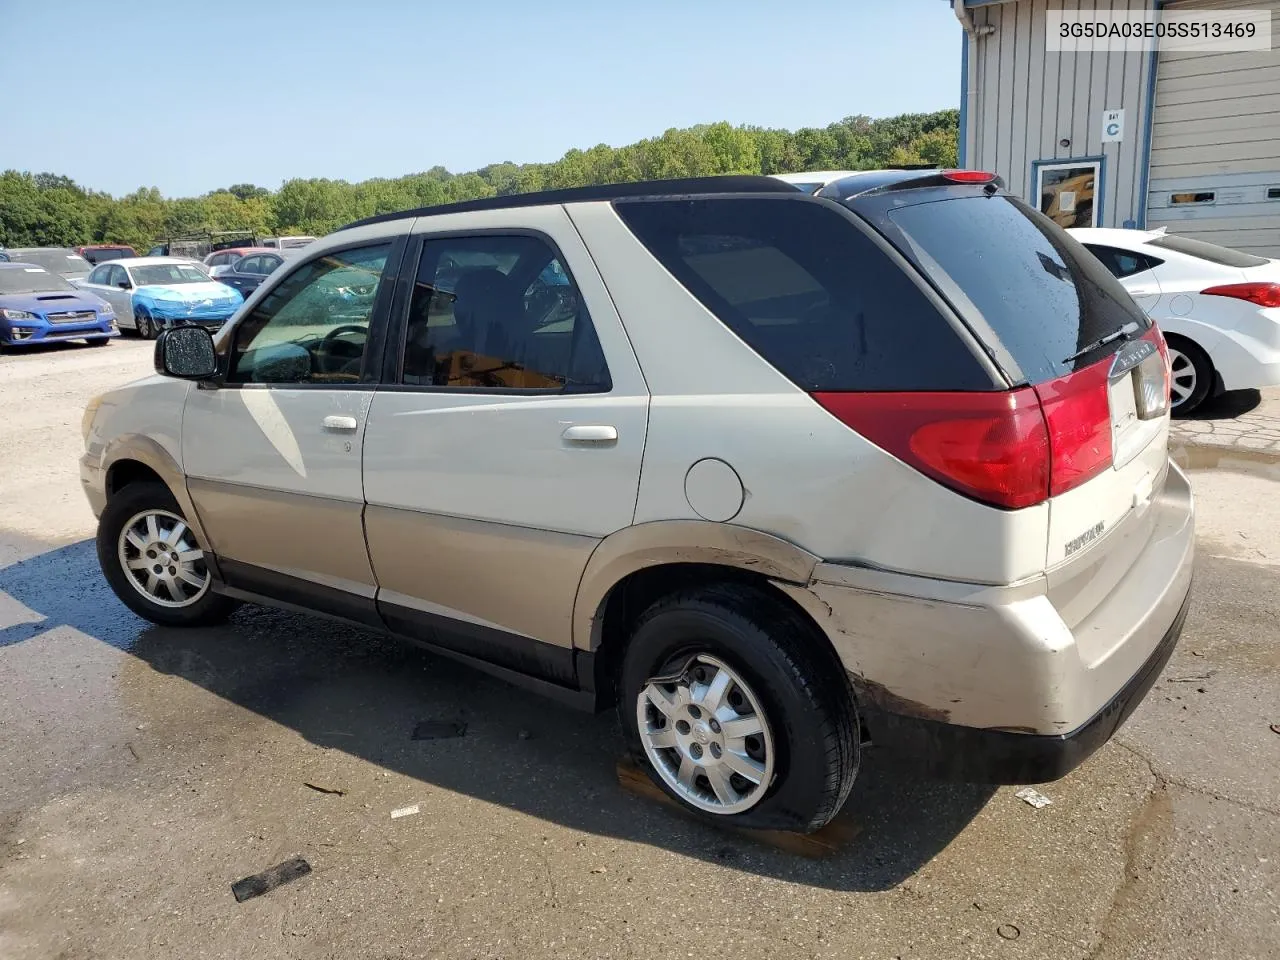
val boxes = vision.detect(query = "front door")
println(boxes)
[361,210,649,685]
[83,264,135,327]
[182,239,403,624]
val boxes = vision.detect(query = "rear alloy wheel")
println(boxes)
[620,583,859,832]
[135,309,155,340]
[1166,337,1213,415]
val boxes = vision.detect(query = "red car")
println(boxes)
[77,244,138,265]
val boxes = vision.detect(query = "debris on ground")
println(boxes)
[303,782,346,796]
[231,857,312,903]
[412,720,467,740]
[1014,787,1053,809]
[1168,674,1212,683]
[1270,723,1280,736]
[390,804,420,819]
[996,923,1020,940]
[590,866,607,874]
[125,743,140,762]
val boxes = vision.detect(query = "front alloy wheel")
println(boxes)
[117,508,210,608]
[637,654,775,815]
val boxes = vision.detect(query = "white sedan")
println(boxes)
[1069,227,1280,414]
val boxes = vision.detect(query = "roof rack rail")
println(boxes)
[337,175,801,232]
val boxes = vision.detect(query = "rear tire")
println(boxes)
[97,481,239,627]
[618,583,859,833]
[1166,335,1213,416]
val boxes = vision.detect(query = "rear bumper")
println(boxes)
[774,459,1195,782]
[859,585,1189,783]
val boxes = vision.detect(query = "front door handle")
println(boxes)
[322,415,359,431]
[562,424,618,445]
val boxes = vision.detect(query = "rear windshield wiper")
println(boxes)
[1062,321,1141,365]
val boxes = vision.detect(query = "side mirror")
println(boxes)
[117,280,130,290]
[154,325,218,380]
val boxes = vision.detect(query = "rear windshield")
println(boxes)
[1145,233,1268,268]
[883,196,1151,383]
[614,197,993,391]
[9,250,91,277]
[0,267,76,293]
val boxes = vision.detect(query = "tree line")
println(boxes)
[0,110,958,253]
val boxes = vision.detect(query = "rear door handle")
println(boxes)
[322,415,359,431]
[562,424,618,445]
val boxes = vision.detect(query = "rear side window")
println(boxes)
[1145,233,1268,268]
[884,196,1151,383]
[614,197,992,391]
[1083,244,1164,279]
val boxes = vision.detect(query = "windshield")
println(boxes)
[1146,233,1268,268]
[131,263,211,285]
[0,267,77,294]
[884,195,1150,383]
[8,250,92,277]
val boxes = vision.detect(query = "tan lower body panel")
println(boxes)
[364,505,598,649]
[186,477,376,595]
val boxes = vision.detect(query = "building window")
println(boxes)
[1170,191,1216,205]
[1035,161,1101,228]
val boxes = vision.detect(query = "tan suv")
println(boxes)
[81,173,1194,832]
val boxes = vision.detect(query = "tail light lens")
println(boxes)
[812,390,1050,509]
[1200,282,1280,308]
[813,352,1121,510]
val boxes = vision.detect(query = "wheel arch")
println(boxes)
[573,522,833,708]
[102,436,210,550]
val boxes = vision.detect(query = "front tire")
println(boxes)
[619,583,859,833]
[1166,336,1213,415]
[87,337,112,347]
[97,481,239,627]
[135,309,155,340]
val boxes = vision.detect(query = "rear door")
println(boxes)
[361,206,649,683]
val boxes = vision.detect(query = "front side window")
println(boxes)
[88,265,112,286]
[237,256,262,274]
[108,265,128,287]
[400,235,610,391]
[229,244,391,385]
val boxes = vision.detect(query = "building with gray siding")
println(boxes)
[953,0,1280,255]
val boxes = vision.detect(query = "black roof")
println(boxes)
[337,175,801,231]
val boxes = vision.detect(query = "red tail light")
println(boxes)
[942,170,998,183]
[813,353,1118,510]
[812,389,1050,509]
[1200,282,1280,308]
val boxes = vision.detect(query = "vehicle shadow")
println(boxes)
[0,538,996,892]
[1177,388,1262,420]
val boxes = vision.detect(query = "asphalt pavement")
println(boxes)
[1,339,1277,960]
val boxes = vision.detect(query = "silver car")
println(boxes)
[79,171,1194,832]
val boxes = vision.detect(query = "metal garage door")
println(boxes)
[1146,0,1280,256]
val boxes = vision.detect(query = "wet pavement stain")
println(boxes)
[1171,442,1280,481]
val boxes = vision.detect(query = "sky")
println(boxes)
[0,0,961,198]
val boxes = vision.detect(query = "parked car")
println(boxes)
[78,257,243,339]
[215,250,289,297]
[1070,226,1280,414]
[80,172,1193,833]
[77,244,138,265]
[0,251,9,262]
[0,262,118,348]
[3,247,93,283]
[204,246,267,274]
[262,235,316,250]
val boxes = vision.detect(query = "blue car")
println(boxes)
[0,263,118,348]
[79,258,244,339]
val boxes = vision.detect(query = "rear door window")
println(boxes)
[614,197,993,391]
[1083,244,1164,279]
[882,196,1151,383]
